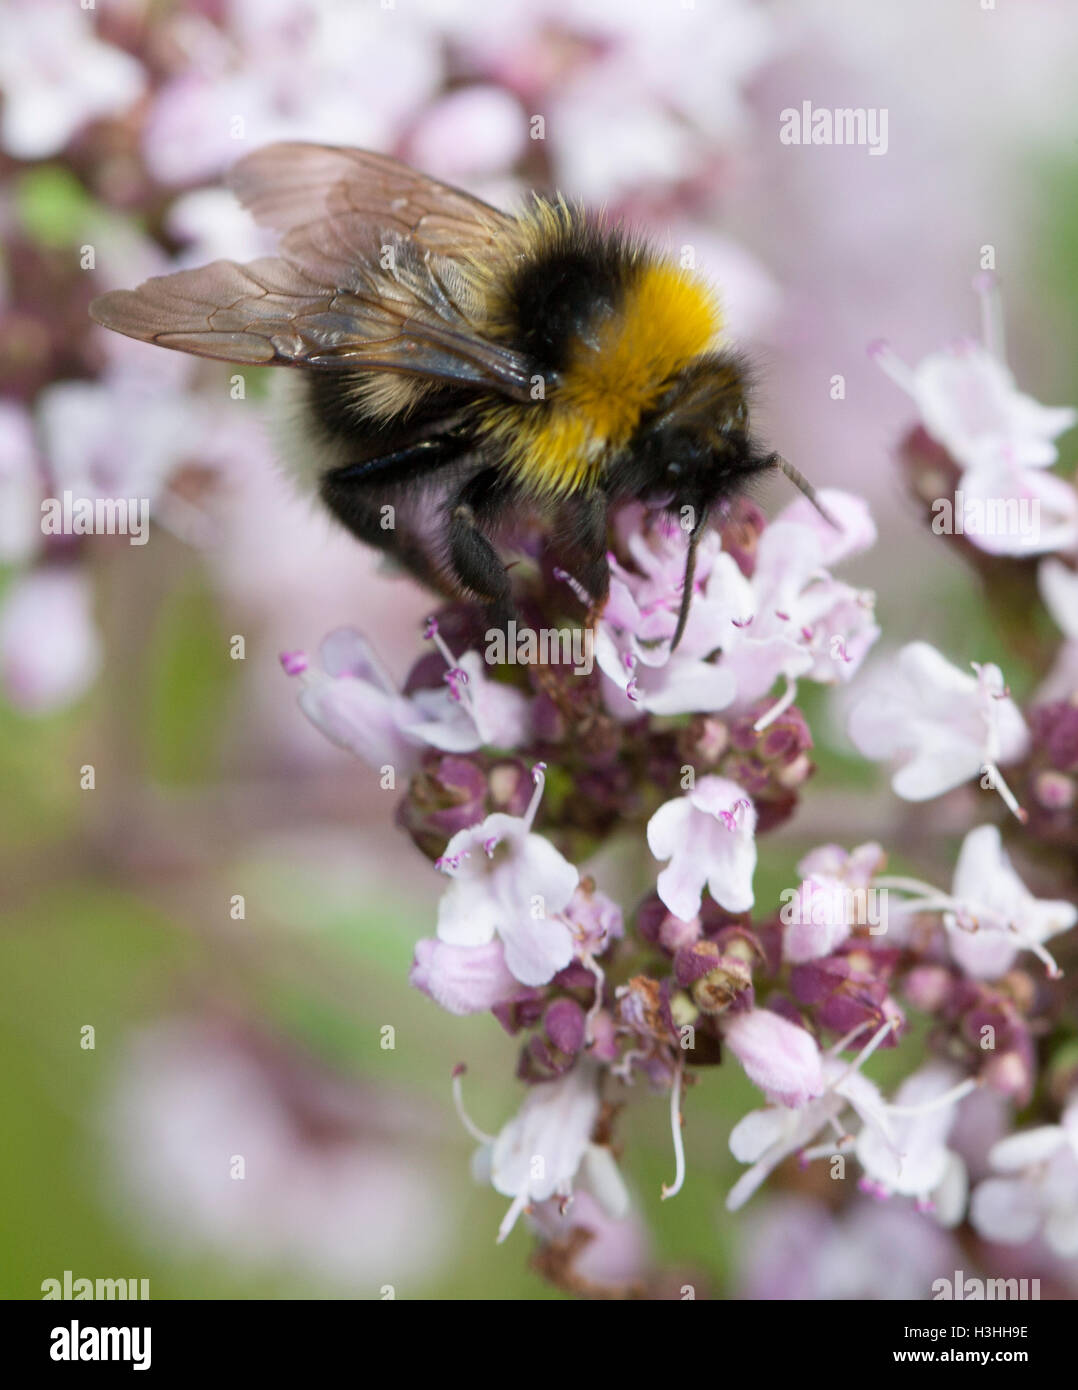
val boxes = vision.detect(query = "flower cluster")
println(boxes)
[286,414,1078,1294]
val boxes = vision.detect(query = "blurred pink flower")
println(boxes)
[855,1061,969,1223]
[528,1188,649,1292]
[36,369,200,510]
[107,1019,452,1288]
[1035,558,1078,701]
[0,0,144,159]
[143,0,441,185]
[873,282,1078,557]
[738,1194,958,1300]
[941,825,1076,980]
[404,86,527,181]
[970,1098,1078,1257]
[0,567,101,714]
[873,328,1076,477]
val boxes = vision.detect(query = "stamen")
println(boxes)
[974,661,1028,823]
[425,616,473,702]
[660,1057,687,1201]
[874,874,946,898]
[278,650,308,676]
[888,1075,979,1117]
[524,761,547,830]
[754,674,798,732]
[801,1137,852,1163]
[836,1018,898,1085]
[827,1019,875,1056]
[868,339,917,392]
[496,1189,531,1245]
[1006,928,1062,980]
[981,761,1029,824]
[451,1064,496,1145]
[579,951,605,1045]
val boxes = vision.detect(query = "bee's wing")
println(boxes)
[90,144,532,397]
[226,141,511,261]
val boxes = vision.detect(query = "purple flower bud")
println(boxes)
[517,998,587,1082]
[396,753,488,860]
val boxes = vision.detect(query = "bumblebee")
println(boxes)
[91,142,827,646]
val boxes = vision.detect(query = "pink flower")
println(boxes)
[942,825,1076,979]
[596,521,736,718]
[952,461,1078,557]
[873,280,1078,556]
[404,85,527,180]
[0,0,144,159]
[409,938,522,1017]
[528,1189,649,1292]
[461,1061,628,1243]
[782,841,887,964]
[872,283,1076,476]
[647,775,757,920]
[726,1042,892,1212]
[847,642,1029,810]
[694,489,879,716]
[970,1099,1078,1256]
[0,568,102,714]
[107,1019,451,1287]
[37,368,201,515]
[723,1009,825,1109]
[855,1062,970,1223]
[435,766,578,987]
[739,1194,958,1300]
[291,627,530,773]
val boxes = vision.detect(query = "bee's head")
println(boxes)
[634,353,774,516]
[631,352,835,650]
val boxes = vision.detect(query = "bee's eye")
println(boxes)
[666,461,683,480]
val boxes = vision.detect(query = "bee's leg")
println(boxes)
[554,492,610,627]
[447,470,516,627]
[320,438,469,595]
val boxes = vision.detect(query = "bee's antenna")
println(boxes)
[773,454,842,530]
[670,503,710,653]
